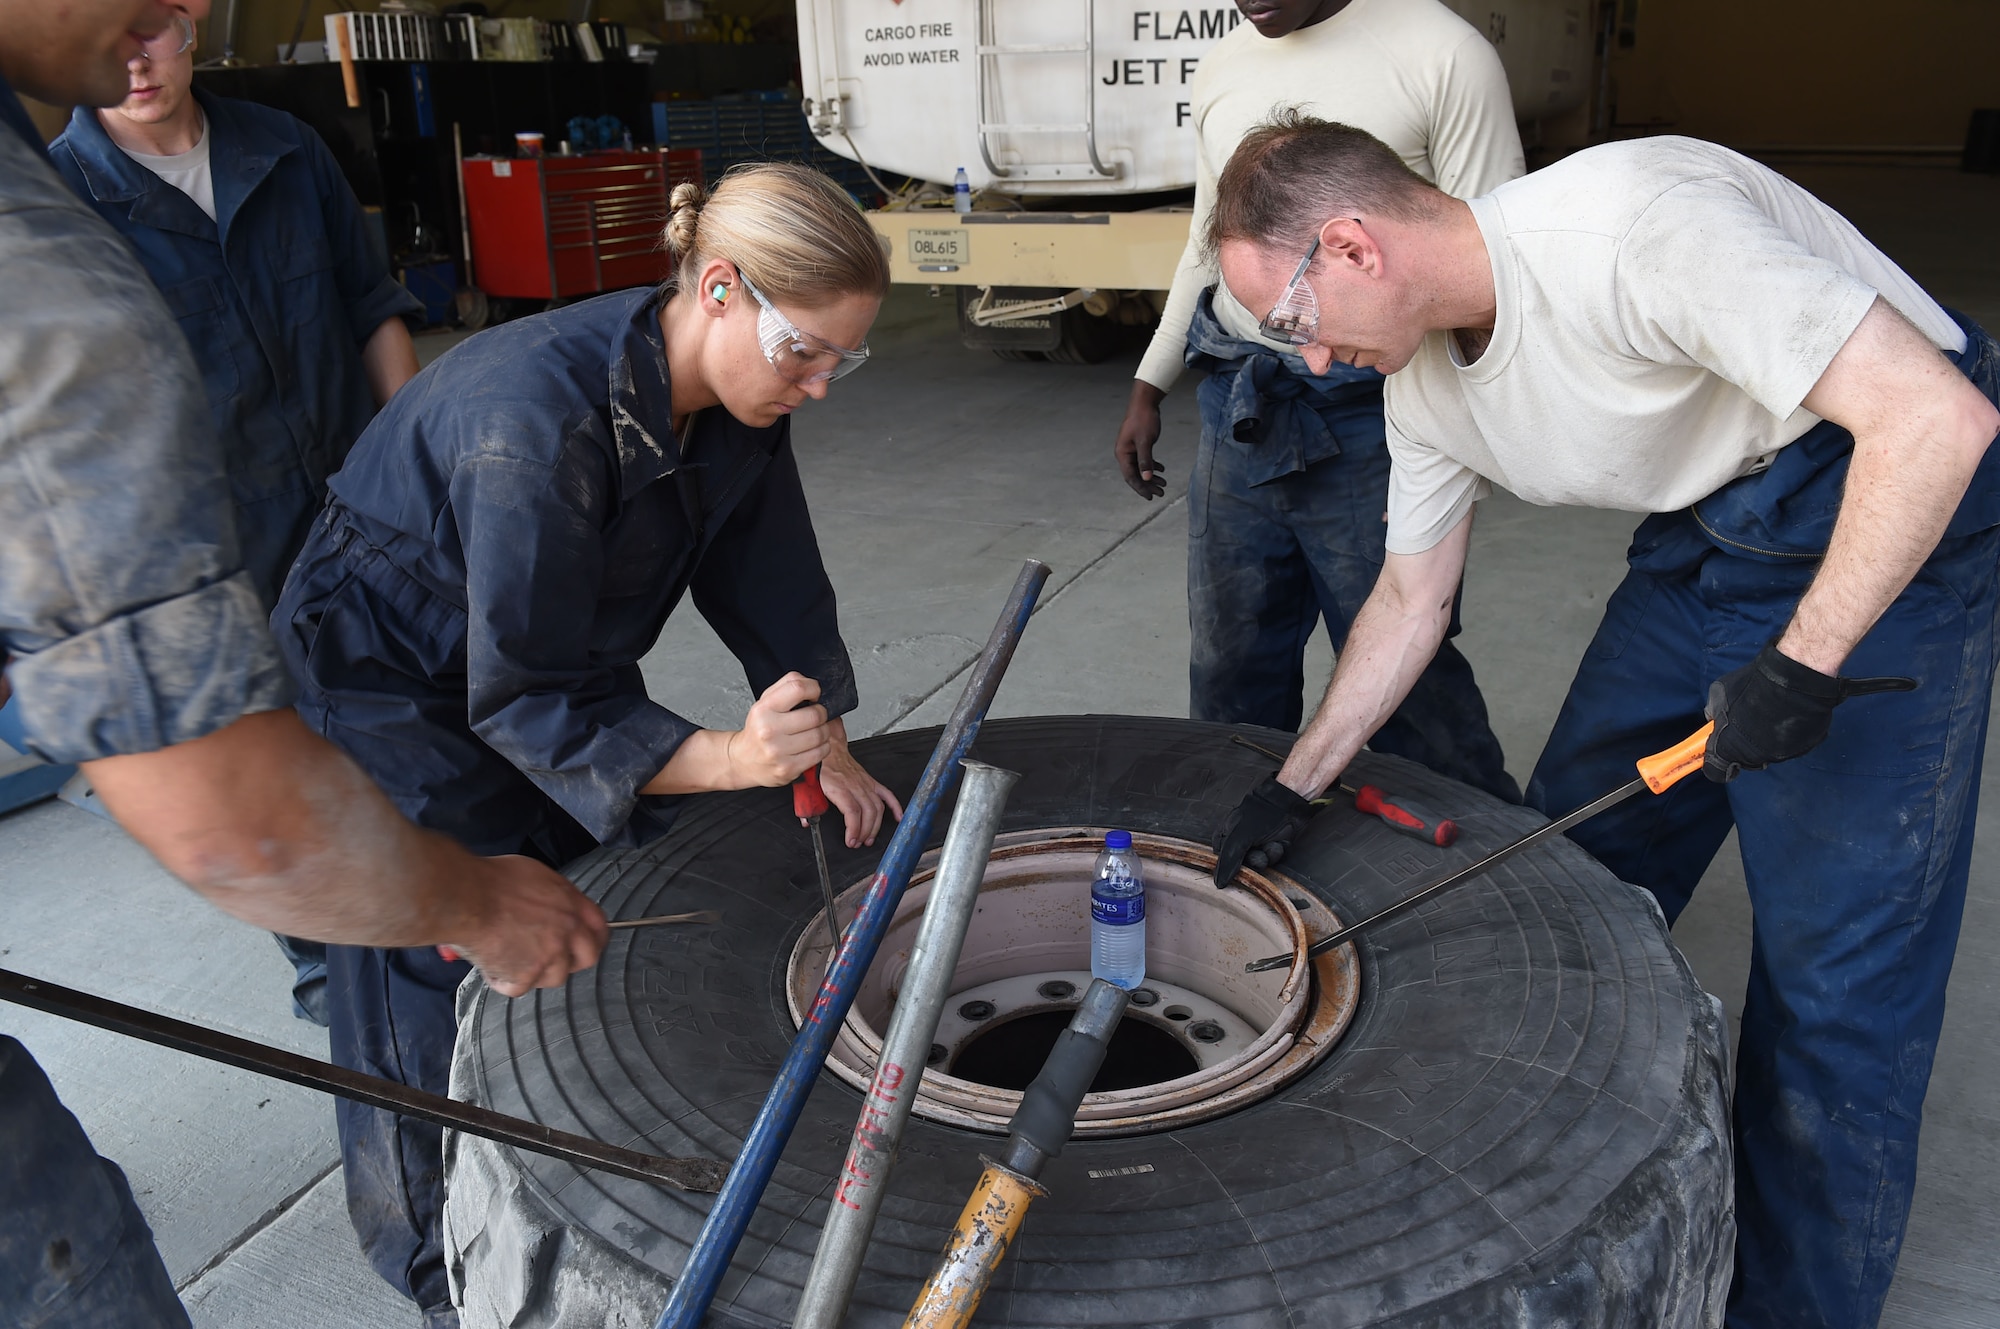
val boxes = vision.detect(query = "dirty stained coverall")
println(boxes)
[1184,291,1514,798]
[270,287,859,1321]
[1139,0,1520,803]
[0,74,294,1329]
[49,91,424,1025]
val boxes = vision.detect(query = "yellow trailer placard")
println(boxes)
[870,209,1193,291]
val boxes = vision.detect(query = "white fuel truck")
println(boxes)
[796,0,1592,359]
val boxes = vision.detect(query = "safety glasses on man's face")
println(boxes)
[136,14,196,61]
[738,274,870,385]
[1257,235,1321,348]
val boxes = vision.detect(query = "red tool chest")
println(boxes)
[461,149,703,300]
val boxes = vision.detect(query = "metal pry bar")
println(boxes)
[0,968,728,1193]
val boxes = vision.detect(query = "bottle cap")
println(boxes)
[1104,830,1132,849]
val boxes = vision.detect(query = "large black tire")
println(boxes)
[444,716,1732,1328]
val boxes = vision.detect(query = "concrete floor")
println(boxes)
[2,162,1996,1326]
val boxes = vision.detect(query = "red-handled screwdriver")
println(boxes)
[794,765,842,957]
[1228,734,1460,847]
[1343,781,1459,847]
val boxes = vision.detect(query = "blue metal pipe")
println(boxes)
[654,559,1052,1329]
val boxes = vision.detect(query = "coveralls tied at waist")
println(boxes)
[1183,286,1386,487]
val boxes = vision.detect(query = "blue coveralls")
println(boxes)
[49,92,423,612]
[1185,289,1518,802]
[269,288,859,1323]
[1528,310,2000,1329]
[49,93,422,1025]
[0,74,295,1329]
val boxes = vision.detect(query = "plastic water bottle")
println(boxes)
[953,166,971,214]
[1090,830,1146,989]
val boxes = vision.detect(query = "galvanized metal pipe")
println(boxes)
[654,559,1051,1329]
[795,759,1021,1329]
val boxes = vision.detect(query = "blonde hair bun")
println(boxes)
[664,162,889,306]
[665,182,710,260]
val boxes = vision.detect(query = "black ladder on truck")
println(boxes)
[974,0,1117,184]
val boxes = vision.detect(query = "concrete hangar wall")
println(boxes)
[1607,0,2000,149]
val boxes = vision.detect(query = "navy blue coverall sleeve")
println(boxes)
[300,127,422,346]
[692,435,860,718]
[454,439,698,842]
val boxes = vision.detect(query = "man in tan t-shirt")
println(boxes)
[1111,0,1521,805]
[1206,113,2000,1329]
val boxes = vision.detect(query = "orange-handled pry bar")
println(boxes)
[903,979,1129,1329]
[901,1161,1045,1329]
[1244,722,1716,973]
[1637,721,1713,793]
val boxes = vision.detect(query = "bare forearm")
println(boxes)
[83,710,490,946]
[1781,441,1978,671]
[1784,301,2000,673]
[361,317,419,407]
[639,672,834,796]
[1278,588,1453,798]
[1278,522,1473,798]
[641,728,737,796]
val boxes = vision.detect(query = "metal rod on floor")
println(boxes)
[654,559,1052,1329]
[0,968,727,1193]
[794,759,1021,1329]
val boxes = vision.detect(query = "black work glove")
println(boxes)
[1703,640,1915,782]
[1213,776,1317,886]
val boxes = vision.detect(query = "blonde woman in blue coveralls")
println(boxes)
[269,165,902,1327]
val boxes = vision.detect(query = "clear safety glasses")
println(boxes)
[1257,234,1321,348]
[136,14,196,62]
[738,273,870,386]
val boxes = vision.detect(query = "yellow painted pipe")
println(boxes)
[902,1159,1045,1329]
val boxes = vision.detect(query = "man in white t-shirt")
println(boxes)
[1206,111,2000,1328]
[1110,0,1522,804]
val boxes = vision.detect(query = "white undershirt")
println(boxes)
[1136,0,1525,389]
[117,116,216,222]
[1382,137,1965,555]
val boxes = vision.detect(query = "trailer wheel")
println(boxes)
[444,716,1733,1328]
[1042,305,1124,365]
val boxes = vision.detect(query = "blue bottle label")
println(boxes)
[1091,890,1144,926]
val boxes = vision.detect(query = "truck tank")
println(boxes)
[799,0,1594,360]
[798,0,1592,195]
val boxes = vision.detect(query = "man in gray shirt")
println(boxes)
[0,4,607,1323]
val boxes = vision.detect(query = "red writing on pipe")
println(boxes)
[832,1061,911,1209]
